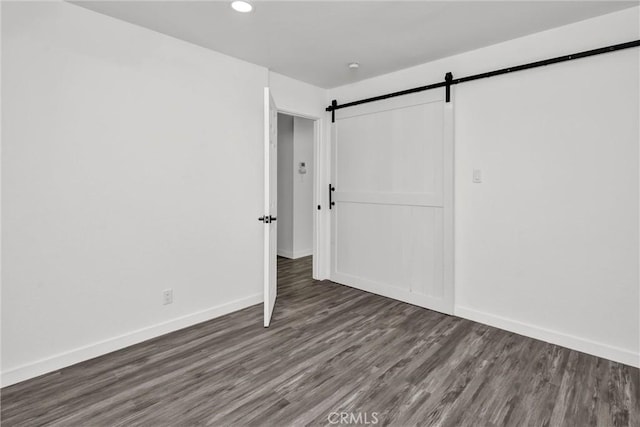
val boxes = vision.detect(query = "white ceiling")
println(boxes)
[73,1,638,88]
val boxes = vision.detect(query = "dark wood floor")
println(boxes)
[2,256,638,426]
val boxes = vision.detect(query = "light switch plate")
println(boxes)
[473,169,482,183]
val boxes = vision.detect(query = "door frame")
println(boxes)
[277,108,325,281]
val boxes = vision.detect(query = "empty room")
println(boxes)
[1,1,638,426]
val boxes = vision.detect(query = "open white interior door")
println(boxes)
[330,90,454,314]
[263,88,278,327]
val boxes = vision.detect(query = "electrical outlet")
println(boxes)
[162,289,173,305]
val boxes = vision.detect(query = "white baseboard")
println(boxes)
[455,306,639,368]
[278,248,312,259]
[292,249,312,259]
[1,293,263,388]
[277,249,294,259]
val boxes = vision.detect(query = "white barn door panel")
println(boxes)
[331,91,454,314]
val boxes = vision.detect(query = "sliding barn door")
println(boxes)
[330,91,454,314]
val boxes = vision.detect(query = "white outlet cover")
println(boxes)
[162,289,173,305]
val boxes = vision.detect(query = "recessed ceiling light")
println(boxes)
[231,1,253,13]
[348,62,360,69]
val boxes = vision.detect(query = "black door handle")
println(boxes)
[329,184,335,209]
[258,216,277,223]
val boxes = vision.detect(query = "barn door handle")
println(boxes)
[329,184,335,209]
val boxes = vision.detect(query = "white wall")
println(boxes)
[292,116,314,257]
[0,1,274,386]
[269,72,327,120]
[277,114,294,256]
[328,7,640,366]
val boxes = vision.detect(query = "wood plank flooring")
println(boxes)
[2,256,638,426]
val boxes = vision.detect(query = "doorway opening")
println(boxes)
[263,88,324,327]
[276,112,315,294]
